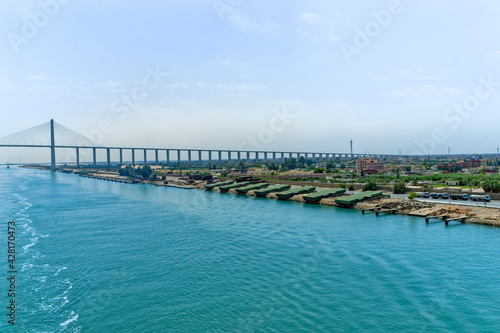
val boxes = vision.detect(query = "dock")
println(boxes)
[303,188,346,204]
[204,180,234,191]
[375,209,398,216]
[444,216,468,225]
[362,207,381,214]
[361,207,398,215]
[425,214,449,223]
[218,181,251,192]
[254,184,291,197]
[335,191,383,207]
[276,186,316,200]
[235,182,269,194]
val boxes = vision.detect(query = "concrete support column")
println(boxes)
[237,151,241,161]
[198,150,202,162]
[177,150,181,163]
[208,151,212,162]
[255,152,259,162]
[76,148,80,167]
[228,152,232,162]
[107,148,111,166]
[120,149,123,165]
[50,119,56,171]
[155,150,159,165]
[93,148,97,166]
[219,151,222,162]
[246,151,250,162]
[273,152,276,161]
[132,149,135,165]
[166,150,170,163]
[144,149,147,165]
[188,150,192,164]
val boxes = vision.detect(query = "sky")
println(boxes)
[1,0,500,163]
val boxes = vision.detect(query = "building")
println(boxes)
[356,157,385,173]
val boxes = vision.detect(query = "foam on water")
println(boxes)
[7,179,79,332]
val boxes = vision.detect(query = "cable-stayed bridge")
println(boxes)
[0,120,398,171]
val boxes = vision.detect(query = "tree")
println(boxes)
[482,179,500,193]
[408,192,418,200]
[348,184,355,191]
[393,181,408,194]
[139,165,153,179]
[363,181,378,191]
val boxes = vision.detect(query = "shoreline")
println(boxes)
[22,166,500,227]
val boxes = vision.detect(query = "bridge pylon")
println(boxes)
[50,119,56,171]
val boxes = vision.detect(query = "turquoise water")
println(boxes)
[1,167,500,332]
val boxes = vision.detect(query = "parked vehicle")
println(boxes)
[481,195,491,202]
[462,194,471,200]
[450,194,461,200]
[470,195,481,201]
[442,193,450,199]
[423,192,430,198]
[430,193,440,199]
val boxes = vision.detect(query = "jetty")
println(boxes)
[425,214,449,223]
[444,216,468,225]
[426,214,468,225]
[254,184,291,197]
[276,186,316,200]
[235,183,269,194]
[218,181,251,192]
[303,188,346,204]
[204,180,234,190]
[335,191,384,207]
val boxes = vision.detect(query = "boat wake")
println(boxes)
[14,187,81,332]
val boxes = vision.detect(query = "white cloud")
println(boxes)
[298,12,320,25]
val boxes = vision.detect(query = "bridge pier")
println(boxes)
[120,149,123,165]
[166,150,170,163]
[237,151,241,161]
[246,151,250,162]
[198,150,202,162]
[219,151,222,162]
[107,148,111,166]
[132,149,135,165]
[208,151,212,162]
[144,149,147,165]
[188,150,192,164]
[155,149,159,165]
[177,150,181,163]
[50,119,56,171]
[93,148,97,166]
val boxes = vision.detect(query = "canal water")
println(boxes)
[1,166,499,332]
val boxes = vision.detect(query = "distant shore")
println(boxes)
[22,165,500,227]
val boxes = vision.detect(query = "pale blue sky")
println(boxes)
[1,0,500,163]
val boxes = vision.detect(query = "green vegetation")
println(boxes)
[119,165,153,179]
[408,192,418,200]
[481,179,500,193]
[393,181,408,194]
[362,181,378,191]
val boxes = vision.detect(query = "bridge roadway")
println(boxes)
[0,143,400,168]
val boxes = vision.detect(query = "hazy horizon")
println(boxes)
[2,0,500,163]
